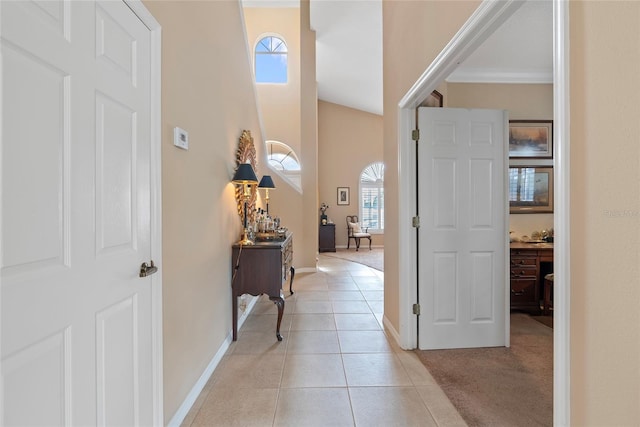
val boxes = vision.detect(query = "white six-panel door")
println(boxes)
[1,1,156,425]
[417,107,508,350]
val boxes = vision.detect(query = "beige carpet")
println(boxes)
[415,313,553,427]
[322,248,384,271]
[531,314,553,329]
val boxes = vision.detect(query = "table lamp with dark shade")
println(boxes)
[258,175,276,215]
[232,163,258,245]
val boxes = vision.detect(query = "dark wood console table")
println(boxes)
[510,242,553,314]
[232,233,294,341]
[319,224,336,252]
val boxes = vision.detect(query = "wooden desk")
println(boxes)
[510,242,553,314]
[232,233,294,341]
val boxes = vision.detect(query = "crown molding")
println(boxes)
[446,67,553,84]
[242,0,300,8]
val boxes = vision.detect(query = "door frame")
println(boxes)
[396,0,570,425]
[123,2,163,425]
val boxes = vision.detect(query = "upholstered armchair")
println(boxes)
[346,215,372,251]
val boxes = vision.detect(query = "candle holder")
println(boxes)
[232,163,258,245]
[258,175,276,215]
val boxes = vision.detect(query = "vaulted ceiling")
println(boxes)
[244,0,553,116]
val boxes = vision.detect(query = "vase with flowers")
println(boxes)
[319,203,329,225]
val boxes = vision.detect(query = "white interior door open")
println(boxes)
[1,1,159,425]
[417,107,509,350]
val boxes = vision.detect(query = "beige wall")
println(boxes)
[446,83,554,240]
[142,0,267,421]
[318,101,384,247]
[243,4,317,270]
[138,0,640,423]
[243,6,306,262]
[243,8,302,155]
[382,0,481,338]
[299,0,320,269]
[570,1,640,424]
[446,83,553,119]
[384,0,640,424]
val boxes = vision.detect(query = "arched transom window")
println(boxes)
[266,140,301,192]
[360,162,384,232]
[266,140,300,171]
[255,36,288,83]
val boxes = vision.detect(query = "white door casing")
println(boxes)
[1,1,161,425]
[396,0,570,423]
[417,107,508,350]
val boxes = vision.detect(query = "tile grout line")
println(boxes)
[271,290,292,427]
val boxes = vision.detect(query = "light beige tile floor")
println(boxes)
[182,255,467,427]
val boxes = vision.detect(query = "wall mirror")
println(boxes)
[235,130,258,225]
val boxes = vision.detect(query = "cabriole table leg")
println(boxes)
[270,294,285,341]
[289,266,295,295]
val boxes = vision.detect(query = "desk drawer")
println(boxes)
[510,267,537,279]
[511,249,540,257]
[510,279,537,303]
[282,238,293,282]
[510,257,536,266]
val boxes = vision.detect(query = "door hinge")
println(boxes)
[413,303,421,315]
[411,129,420,141]
[412,216,420,228]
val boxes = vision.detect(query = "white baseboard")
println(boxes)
[296,267,318,273]
[334,244,384,249]
[166,296,259,427]
[383,314,407,349]
[166,336,231,427]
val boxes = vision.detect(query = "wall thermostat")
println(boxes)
[173,127,189,150]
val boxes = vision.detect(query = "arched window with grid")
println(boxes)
[360,162,384,232]
[266,140,301,192]
[255,36,288,83]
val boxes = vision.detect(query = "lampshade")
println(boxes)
[258,175,276,189]
[232,163,258,184]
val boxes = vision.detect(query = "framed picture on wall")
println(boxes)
[337,187,350,205]
[509,120,553,158]
[509,166,554,213]
[421,90,443,108]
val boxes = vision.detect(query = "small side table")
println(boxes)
[319,224,336,252]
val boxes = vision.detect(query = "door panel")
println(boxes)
[1,1,155,424]
[96,3,137,84]
[433,159,457,229]
[1,42,69,275]
[418,107,508,350]
[3,329,71,425]
[470,251,494,320]
[433,251,457,322]
[470,160,493,227]
[96,92,136,254]
[96,296,139,427]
